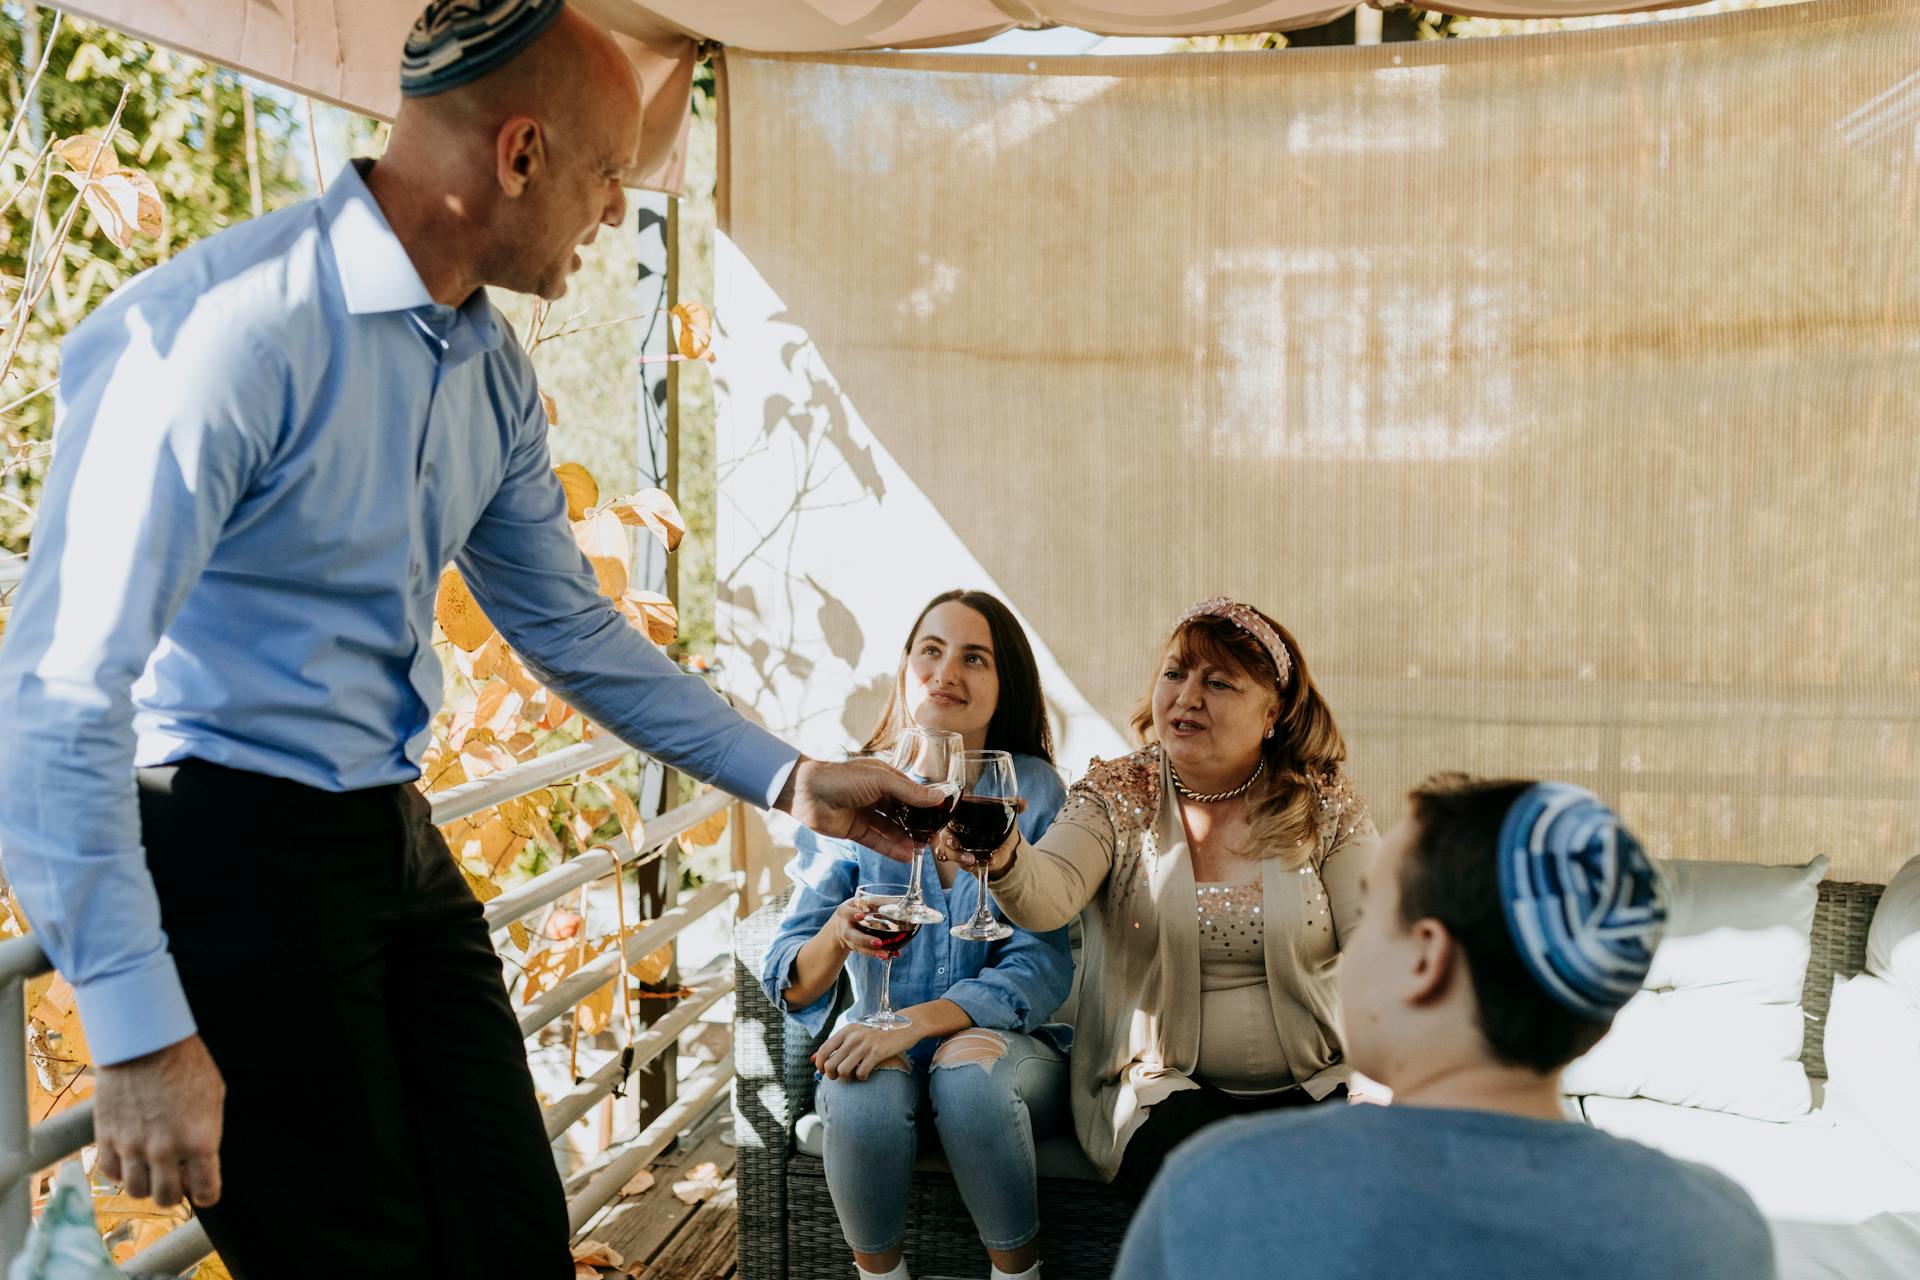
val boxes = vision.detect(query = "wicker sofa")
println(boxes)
[733,880,1887,1280]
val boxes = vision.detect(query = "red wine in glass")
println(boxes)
[885,728,962,925]
[853,910,921,956]
[853,884,915,1029]
[887,790,958,840]
[949,796,1017,853]
[950,752,1019,943]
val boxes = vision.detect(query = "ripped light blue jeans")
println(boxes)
[815,1028,1068,1254]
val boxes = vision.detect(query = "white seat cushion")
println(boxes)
[1867,855,1920,1006]
[1825,973,1920,1176]
[1583,1094,1920,1280]
[1563,856,1825,1120]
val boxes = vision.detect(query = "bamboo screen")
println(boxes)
[715,0,1920,883]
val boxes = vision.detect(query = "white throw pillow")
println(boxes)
[1867,854,1920,1006]
[1824,973,1920,1174]
[1561,855,1826,1121]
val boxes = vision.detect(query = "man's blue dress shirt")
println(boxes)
[0,162,797,1064]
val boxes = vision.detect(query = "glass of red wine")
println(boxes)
[851,882,920,1030]
[949,750,1018,942]
[882,727,962,925]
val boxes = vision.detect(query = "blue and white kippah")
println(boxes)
[1496,783,1667,1022]
[400,0,566,98]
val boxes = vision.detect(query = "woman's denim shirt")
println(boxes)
[759,752,1072,1064]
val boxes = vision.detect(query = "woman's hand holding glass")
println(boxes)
[939,817,1021,877]
[825,894,905,960]
[848,882,918,1030]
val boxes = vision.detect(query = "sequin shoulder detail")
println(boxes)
[1309,763,1376,856]
[1073,747,1162,837]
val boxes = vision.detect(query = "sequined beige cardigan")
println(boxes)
[991,744,1377,1181]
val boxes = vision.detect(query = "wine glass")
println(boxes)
[949,750,1018,942]
[851,883,919,1030]
[882,727,962,924]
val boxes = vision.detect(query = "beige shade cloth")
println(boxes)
[715,0,1920,885]
[57,0,1745,192]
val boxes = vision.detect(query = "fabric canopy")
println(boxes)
[713,0,1920,885]
[61,0,1726,192]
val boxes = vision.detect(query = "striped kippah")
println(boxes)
[400,0,566,98]
[1496,783,1667,1022]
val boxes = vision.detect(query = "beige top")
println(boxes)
[992,744,1376,1180]
[1196,877,1294,1097]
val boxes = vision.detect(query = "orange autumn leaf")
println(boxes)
[590,556,628,601]
[672,1161,728,1203]
[474,682,525,737]
[670,301,717,362]
[571,1240,624,1268]
[540,389,560,427]
[554,462,597,521]
[422,748,467,793]
[576,943,669,1035]
[605,785,643,846]
[456,859,502,906]
[54,135,166,251]
[568,806,611,849]
[454,814,526,877]
[541,695,577,732]
[682,793,730,848]
[520,939,614,1002]
[617,589,677,646]
[630,944,671,986]
[604,488,685,553]
[52,133,116,174]
[471,632,509,681]
[459,734,516,779]
[435,568,495,652]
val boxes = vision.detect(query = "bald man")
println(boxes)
[0,4,930,1275]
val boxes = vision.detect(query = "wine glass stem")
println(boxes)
[906,844,928,906]
[973,867,994,929]
[877,955,894,1016]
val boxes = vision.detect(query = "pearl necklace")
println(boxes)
[1171,756,1266,804]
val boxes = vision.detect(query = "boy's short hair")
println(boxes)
[1399,774,1615,1073]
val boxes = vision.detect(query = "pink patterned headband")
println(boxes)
[1173,597,1294,691]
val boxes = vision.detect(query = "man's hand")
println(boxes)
[94,1034,225,1208]
[812,1021,923,1081]
[776,756,940,861]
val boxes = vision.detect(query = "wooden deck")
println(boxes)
[573,1096,739,1279]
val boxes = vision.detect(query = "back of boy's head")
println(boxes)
[1399,774,1666,1074]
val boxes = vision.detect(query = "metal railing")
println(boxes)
[0,736,747,1275]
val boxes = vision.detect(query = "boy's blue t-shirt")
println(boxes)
[1116,1103,1775,1280]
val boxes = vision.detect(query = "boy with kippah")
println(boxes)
[1116,775,1776,1280]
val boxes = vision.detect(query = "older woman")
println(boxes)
[946,598,1377,1195]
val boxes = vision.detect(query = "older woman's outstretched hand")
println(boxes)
[938,822,1021,878]
[776,756,940,861]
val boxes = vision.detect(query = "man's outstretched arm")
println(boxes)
[458,387,934,857]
